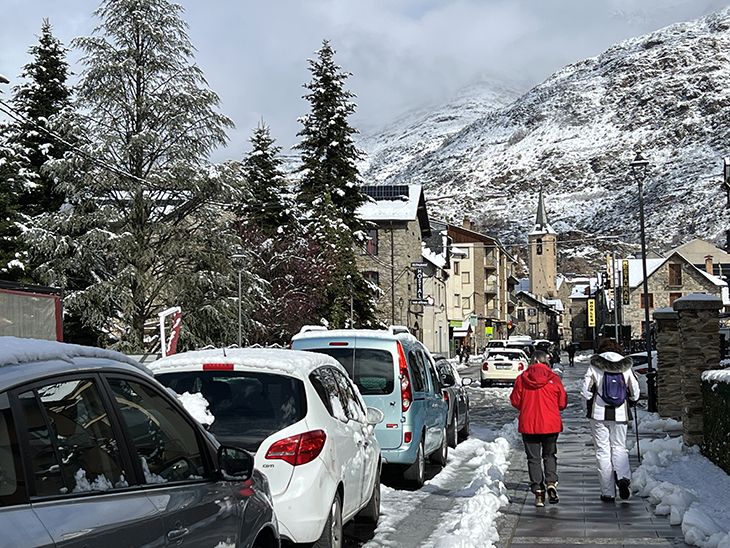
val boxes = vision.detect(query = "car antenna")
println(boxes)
[223,348,227,357]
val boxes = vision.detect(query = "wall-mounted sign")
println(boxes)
[587,298,596,327]
[485,326,493,338]
[449,320,462,328]
[622,260,630,305]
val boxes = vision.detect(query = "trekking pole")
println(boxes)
[633,405,641,464]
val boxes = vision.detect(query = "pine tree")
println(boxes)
[238,122,292,234]
[10,18,72,216]
[294,40,377,328]
[24,0,243,352]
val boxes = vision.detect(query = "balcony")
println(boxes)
[484,283,498,294]
[485,308,501,319]
[484,257,498,270]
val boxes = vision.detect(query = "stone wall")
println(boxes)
[653,308,682,420]
[673,294,723,447]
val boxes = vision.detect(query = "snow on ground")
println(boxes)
[630,412,730,548]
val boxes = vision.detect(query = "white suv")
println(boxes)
[149,347,383,546]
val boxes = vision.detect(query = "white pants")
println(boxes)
[589,419,631,497]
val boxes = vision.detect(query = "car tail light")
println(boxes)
[518,362,525,371]
[482,363,489,371]
[404,431,412,444]
[265,430,326,466]
[397,342,412,412]
[443,390,449,402]
[203,363,234,370]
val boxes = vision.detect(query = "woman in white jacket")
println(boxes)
[581,339,640,502]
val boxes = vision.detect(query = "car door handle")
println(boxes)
[167,527,190,542]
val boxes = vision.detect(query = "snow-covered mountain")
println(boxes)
[357,7,730,252]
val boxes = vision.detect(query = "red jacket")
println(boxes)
[510,363,568,434]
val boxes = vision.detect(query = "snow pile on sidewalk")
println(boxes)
[629,413,730,548]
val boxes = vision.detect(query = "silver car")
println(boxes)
[0,337,279,548]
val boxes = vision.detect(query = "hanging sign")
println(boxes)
[622,260,630,305]
[587,299,596,327]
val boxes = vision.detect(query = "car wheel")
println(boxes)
[313,492,343,548]
[447,413,457,448]
[356,465,381,524]
[430,427,448,466]
[458,407,470,442]
[403,438,425,488]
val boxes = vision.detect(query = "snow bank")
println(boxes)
[630,413,730,548]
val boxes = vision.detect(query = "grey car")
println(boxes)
[433,358,471,448]
[0,337,279,548]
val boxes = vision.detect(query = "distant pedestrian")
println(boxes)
[465,344,471,364]
[510,350,568,507]
[581,338,640,502]
[567,343,576,367]
[456,345,463,363]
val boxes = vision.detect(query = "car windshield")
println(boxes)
[307,347,395,395]
[156,371,306,452]
[487,341,505,347]
[631,355,649,366]
[487,351,524,361]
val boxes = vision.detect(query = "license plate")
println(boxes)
[496,365,511,370]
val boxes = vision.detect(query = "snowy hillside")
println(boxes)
[356,7,730,252]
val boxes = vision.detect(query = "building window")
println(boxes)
[640,293,654,309]
[462,271,470,284]
[462,297,470,309]
[518,309,525,321]
[536,238,543,255]
[363,271,379,286]
[454,262,460,275]
[454,294,460,307]
[669,292,682,306]
[365,229,378,255]
[668,264,682,286]
[528,308,536,316]
[529,322,537,335]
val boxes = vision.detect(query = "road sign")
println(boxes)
[411,262,428,268]
[410,299,430,306]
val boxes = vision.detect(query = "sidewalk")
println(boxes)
[495,359,692,548]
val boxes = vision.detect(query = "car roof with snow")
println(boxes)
[291,328,417,344]
[147,346,345,380]
[0,336,151,390]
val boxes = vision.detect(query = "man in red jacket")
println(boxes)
[510,350,568,507]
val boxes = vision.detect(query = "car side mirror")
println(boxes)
[218,446,254,481]
[461,377,473,386]
[441,373,455,387]
[366,407,385,425]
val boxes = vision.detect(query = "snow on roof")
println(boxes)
[357,184,423,222]
[0,336,148,372]
[421,241,446,269]
[544,298,564,312]
[703,368,730,384]
[147,347,342,379]
[612,255,728,289]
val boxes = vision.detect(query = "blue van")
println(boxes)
[291,328,448,488]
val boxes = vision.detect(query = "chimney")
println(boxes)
[463,218,471,230]
[705,255,714,275]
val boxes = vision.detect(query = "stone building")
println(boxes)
[619,252,728,341]
[513,291,560,341]
[528,189,558,300]
[356,184,435,341]
[670,238,730,279]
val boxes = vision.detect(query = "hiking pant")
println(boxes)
[589,419,631,497]
[522,433,559,493]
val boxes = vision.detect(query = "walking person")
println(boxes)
[567,342,576,367]
[510,350,568,507]
[581,338,640,502]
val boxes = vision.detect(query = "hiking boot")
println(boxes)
[618,478,631,500]
[546,482,559,504]
[534,490,546,507]
[600,495,615,502]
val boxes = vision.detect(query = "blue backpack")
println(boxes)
[601,371,627,407]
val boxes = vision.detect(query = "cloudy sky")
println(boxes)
[1,0,729,163]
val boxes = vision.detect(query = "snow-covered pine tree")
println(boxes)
[238,122,292,235]
[25,0,244,352]
[294,40,377,328]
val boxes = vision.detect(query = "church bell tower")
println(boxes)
[528,188,557,298]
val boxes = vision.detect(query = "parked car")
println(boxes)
[480,348,529,387]
[0,337,279,548]
[506,340,535,360]
[290,329,449,488]
[433,357,472,447]
[629,350,658,399]
[148,347,383,546]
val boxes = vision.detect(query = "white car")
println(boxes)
[480,348,529,387]
[629,350,658,399]
[148,347,383,547]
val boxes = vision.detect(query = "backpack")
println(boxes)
[601,371,627,407]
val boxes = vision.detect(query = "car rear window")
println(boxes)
[306,348,395,395]
[156,372,306,452]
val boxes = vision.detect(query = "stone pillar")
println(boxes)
[653,307,681,421]
[673,294,723,447]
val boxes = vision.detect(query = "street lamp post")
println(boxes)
[231,254,245,347]
[630,152,658,413]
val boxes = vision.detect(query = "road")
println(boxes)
[342,359,522,548]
